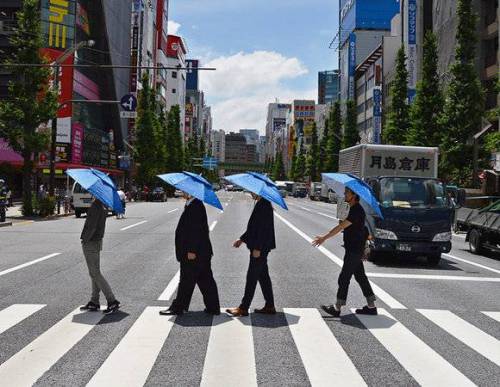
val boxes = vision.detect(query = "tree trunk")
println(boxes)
[22,150,33,216]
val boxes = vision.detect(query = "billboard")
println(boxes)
[186,59,199,91]
[273,118,286,132]
[71,122,84,164]
[348,33,356,100]
[407,0,417,103]
[373,87,382,144]
[41,0,76,50]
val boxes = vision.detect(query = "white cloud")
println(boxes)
[200,51,314,133]
[168,20,181,35]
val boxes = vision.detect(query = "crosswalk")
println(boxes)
[0,304,499,386]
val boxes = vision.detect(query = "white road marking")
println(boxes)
[87,307,175,387]
[0,304,46,335]
[120,220,148,231]
[444,253,500,275]
[201,310,257,387]
[418,309,500,367]
[482,311,500,323]
[453,233,466,239]
[355,308,474,386]
[274,212,406,309]
[167,208,179,214]
[0,253,61,277]
[0,307,105,385]
[317,211,339,220]
[299,206,313,212]
[366,272,500,282]
[158,270,180,301]
[210,221,217,231]
[285,308,366,386]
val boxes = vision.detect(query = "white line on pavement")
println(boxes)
[210,221,217,231]
[201,310,257,387]
[285,308,366,386]
[299,206,313,212]
[120,220,148,231]
[443,253,500,275]
[87,307,175,387]
[167,208,179,214]
[0,304,46,335]
[0,253,61,277]
[317,211,339,220]
[355,308,474,386]
[274,212,406,309]
[0,307,105,385]
[366,272,500,282]
[418,309,500,367]
[482,311,500,323]
[158,270,180,301]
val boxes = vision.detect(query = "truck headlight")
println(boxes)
[433,231,452,242]
[375,228,398,240]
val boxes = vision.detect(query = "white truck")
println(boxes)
[335,144,454,265]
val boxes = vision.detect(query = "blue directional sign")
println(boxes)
[120,94,137,112]
[202,157,218,170]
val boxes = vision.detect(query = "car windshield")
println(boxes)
[379,178,447,209]
[73,183,88,194]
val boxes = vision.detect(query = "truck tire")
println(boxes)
[75,210,82,218]
[469,229,484,254]
[427,254,441,266]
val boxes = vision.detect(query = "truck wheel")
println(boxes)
[469,229,484,254]
[75,210,81,218]
[427,254,441,266]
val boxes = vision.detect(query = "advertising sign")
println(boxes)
[407,0,417,103]
[365,148,436,178]
[73,70,100,100]
[273,118,286,133]
[71,122,84,164]
[55,143,71,163]
[41,0,76,50]
[348,33,356,100]
[186,59,199,91]
[373,87,382,144]
[76,3,90,35]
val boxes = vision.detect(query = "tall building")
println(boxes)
[258,136,267,163]
[166,35,187,140]
[315,104,328,140]
[202,105,213,145]
[225,132,257,165]
[265,103,291,160]
[239,129,260,145]
[290,100,316,150]
[318,70,340,104]
[210,130,226,163]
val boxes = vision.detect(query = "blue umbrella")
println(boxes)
[157,171,223,211]
[225,172,288,210]
[322,173,383,218]
[66,168,124,214]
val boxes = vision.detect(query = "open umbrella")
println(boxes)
[66,168,124,214]
[322,172,383,218]
[157,171,223,210]
[225,172,288,210]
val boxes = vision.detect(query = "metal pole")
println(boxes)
[48,63,59,197]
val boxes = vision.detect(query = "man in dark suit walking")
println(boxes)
[226,194,276,317]
[160,194,220,316]
[80,198,120,314]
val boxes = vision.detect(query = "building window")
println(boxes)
[356,84,365,96]
[365,118,373,129]
[172,89,176,93]
[366,98,373,110]
[172,71,177,79]
[357,102,365,114]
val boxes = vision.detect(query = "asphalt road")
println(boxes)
[0,192,499,386]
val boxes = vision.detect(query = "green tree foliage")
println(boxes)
[342,100,360,149]
[324,102,342,172]
[295,143,306,181]
[166,105,184,172]
[318,109,330,174]
[155,107,169,172]
[0,0,57,215]
[272,151,286,181]
[439,0,484,185]
[306,122,320,181]
[383,46,410,144]
[289,141,297,181]
[406,32,443,147]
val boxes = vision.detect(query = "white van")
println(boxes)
[71,182,93,218]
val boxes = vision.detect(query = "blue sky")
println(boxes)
[169,0,339,133]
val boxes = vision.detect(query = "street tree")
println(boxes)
[306,122,320,181]
[0,0,57,215]
[342,100,360,149]
[324,101,342,172]
[318,109,330,174]
[166,105,184,172]
[295,143,306,181]
[406,32,443,147]
[383,46,410,145]
[439,0,484,185]
[289,141,298,181]
[156,107,169,172]
[272,151,286,181]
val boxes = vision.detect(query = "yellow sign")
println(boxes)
[46,0,74,49]
[43,169,63,175]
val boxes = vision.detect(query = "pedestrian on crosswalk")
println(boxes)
[160,193,220,316]
[80,198,120,314]
[226,194,277,317]
[312,187,377,318]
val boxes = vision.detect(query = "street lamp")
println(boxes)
[48,40,95,197]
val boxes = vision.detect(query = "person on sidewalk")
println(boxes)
[226,194,276,317]
[80,198,120,314]
[160,194,220,316]
[312,187,377,318]
[116,188,126,219]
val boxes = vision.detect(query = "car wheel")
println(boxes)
[75,210,81,218]
[427,254,441,266]
[469,229,484,254]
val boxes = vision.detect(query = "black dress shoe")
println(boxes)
[159,308,183,316]
[80,301,100,311]
[355,306,378,315]
[321,304,341,318]
[204,308,221,316]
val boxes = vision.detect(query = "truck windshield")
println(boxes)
[379,178,447,209]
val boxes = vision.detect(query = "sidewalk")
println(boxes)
[5,204,74,223]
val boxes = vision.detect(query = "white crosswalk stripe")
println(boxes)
[418,309,500,367]
[0,304,499,386]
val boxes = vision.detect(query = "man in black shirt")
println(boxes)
[312,187,376,318]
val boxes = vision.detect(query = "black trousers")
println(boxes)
[336,250,376,306]
[240,252,274,310]
[171,257,220,312]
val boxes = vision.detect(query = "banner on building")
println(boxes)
[373,87,382,144]
[41,0,76,50]
[76,3,90,35]
[273,118,286,132]
[71,122,84,164]
[348,33,356,100]
[407,0,417,103]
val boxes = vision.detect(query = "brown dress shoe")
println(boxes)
[225,307,249,317]
[254,306,276,315]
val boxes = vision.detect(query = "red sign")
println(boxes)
[166,35,187,60]
[73,70,100,100]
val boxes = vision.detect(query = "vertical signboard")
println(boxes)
[373,87,382,144]
[71,122,84,164]
[41,0,76,50]
[407,0,417,103]
[348,33,356,101]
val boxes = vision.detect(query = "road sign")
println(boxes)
[120,94,137,112]
[120,111,137,119]
[202,157,218,170]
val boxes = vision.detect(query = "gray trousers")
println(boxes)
[82,240,115,304]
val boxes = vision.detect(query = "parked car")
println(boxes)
[150,187,167,202]
[71,182,93,218]
[174,189,183,198]
[279,189,287,198]
[226,184,234,191]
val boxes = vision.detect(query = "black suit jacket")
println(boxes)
[240,198,276,254]
[81,200,106,243]
[175,198,213,261]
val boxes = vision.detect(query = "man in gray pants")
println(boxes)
[80,198,120,314]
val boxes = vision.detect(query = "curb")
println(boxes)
[0,221,13,228]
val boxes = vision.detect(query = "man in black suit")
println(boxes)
[160,194,220,315]
[226,194,276,317]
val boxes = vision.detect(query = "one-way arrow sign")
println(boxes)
[120,94,137,112]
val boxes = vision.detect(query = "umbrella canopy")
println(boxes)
[157,171,223,211]
[225,172,288,210]
[66,168,124,214]
[322,173,383,218]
